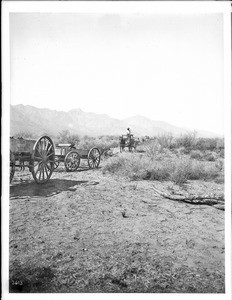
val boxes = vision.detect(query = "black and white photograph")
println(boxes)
[2,1,231,298]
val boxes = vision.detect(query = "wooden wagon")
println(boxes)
[10,136,55,184]
[54,143,101,171]
[119,134,140,152]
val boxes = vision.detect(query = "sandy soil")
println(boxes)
[9,160,225,293]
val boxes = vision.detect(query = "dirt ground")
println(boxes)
[9,159,225,293]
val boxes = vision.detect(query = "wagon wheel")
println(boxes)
[88,147,101,169]
[54,156,60,170]
[31,136,55,184]
[64,150,80,172]
[10,151,15,183]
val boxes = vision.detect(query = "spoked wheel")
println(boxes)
[31,136,55,184]
[54,157,60,170]
[64,150,80,172]
[88,147,101,169]
[10,151,15,183]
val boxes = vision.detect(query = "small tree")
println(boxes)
[175,131,197,152]
[156,133,174,150]
[57,130,80,145]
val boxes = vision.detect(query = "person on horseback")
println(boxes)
[127,128,132,145]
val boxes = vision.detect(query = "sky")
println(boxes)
[10,12,224,134]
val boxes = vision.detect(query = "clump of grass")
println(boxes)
[170,158,192,185]
[144,140,161,158]
[103,152,223,185]
[188,160,206,180]
[146,162,172,181]
[219,149,224,158]
[214,174,224,184]
[202,163,220,180]
[190,150,203,160]
[168,158,213,185]
[104,153,171,181]
[203,151,217,162]
[174,132,197,154]
[215,159,224,172]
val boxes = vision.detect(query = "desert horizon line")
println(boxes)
[10,103,224,137]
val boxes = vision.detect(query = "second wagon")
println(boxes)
[54,144,101,171]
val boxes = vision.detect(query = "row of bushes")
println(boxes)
[103,152,224,185]
[55,130,119,154]
[76,135,118,153]
[137,136,224,158]
[189,150,224,161]
[12,130,224,156]
[142,132,224,153]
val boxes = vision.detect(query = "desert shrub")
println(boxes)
[103,149,114,158]
[196,138,223,152]
[219,149,224,158]
[103,153,172,181]
[146,160,172,181]
[78,138,97,150]
[188,160,223,181]
[214,174,224,184]
[142,139,176,159]
[78,135,118,155]
[203,163,220,180]
[156,133,174,150]
[135,144,146,153]
[216,138,224,151]
[170,158,223,183]
[171,148,179,156]
[188,160,206,180]
[169,158,192,185]
[175,132,197,152]
[103,154,127,174]
[104,153,172,181]
[144,140,161,158]
[125,156,152,180]
[104,151,223,185]
[178,147,191,155]
[203,151,217,162]
[190,150,203,160]
[196,138,213,151]
[215,159,224,172]
[57,130,80,145]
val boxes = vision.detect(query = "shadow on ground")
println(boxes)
[10,179,88,199]
[10,262,55,293]
[54,166,102,173]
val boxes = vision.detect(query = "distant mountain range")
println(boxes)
[10,104,221,138]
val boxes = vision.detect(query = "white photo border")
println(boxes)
[2,1,231,300]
